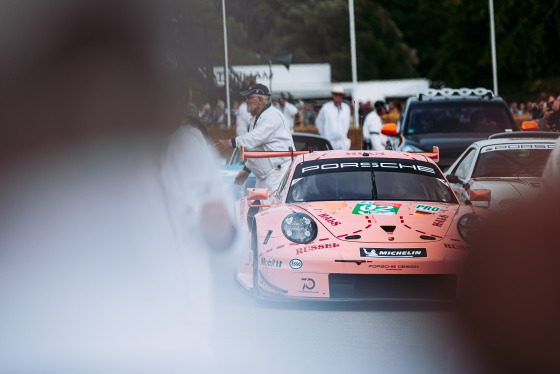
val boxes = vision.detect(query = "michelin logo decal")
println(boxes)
[360,248,428,258]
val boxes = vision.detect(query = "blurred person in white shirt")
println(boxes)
[0,1,238,372]
[362,101,388,150]
[316,85,351,150]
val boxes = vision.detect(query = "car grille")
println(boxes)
[328,274,457,299]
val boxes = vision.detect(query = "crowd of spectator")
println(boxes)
[508,92,560,131]
[194,96,405,132]
[195,90,560,134]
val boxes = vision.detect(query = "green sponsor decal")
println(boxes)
[352,203,401,215]
[414,204,441,214]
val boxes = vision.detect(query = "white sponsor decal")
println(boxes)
[289,258,303,269]
[481,144,555,153]
[301,162,435,174]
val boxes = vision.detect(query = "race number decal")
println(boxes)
[352,203,401,215]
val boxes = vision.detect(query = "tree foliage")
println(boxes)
[225,0,418,81]
[171,0,560,102]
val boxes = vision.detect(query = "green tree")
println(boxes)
[426,0,559,98]
[227,0,418,81]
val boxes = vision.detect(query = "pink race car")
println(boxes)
[235,148,487,300]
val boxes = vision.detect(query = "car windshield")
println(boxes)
[286,158,457,203]
[227,135,331,165]
[292,135,333,151]
[473,143,554,178]
[405,102,514,135]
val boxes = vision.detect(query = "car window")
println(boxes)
[472,143,555,178]
[276,165,293,200]
[292,136,332,151]
[405,102,514,135]
[286,158,457,203]
[226,135,331,165]
[453,148,477,180]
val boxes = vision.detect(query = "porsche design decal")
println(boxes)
[368,264,420,269]
[360,248,427,258]
[352,203,401,215]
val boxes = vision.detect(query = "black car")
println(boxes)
[226,132,333,165]
[384,88,519,169]
[222,133,332,200]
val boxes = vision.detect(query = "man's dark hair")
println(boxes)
[374,101,385,114]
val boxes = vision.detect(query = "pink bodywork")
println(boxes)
[235,150,486,300]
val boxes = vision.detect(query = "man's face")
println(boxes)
[332,93,343,105]
[246,95,262,114]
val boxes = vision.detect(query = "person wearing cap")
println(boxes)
[214,83,295,195]
[316,85,351,150]
[277,95,299,133]
[362,101,388,150]
[179,103,209,143]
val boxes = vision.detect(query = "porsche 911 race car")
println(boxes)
[235,147,488,300]
[445,131,558,210]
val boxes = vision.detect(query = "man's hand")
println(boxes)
[234,169,250,185]
[200,201,236,252]
[214,139,232,153]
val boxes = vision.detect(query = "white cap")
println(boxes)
[331,85,345,95]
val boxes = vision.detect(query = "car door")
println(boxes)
[447,147,478,203]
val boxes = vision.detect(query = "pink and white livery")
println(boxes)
[235,147,487,300]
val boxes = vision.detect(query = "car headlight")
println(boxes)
[401,144,423,152]
[281,213,318,244]
[457,213,484,242]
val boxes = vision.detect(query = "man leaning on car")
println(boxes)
[214,83,295,194]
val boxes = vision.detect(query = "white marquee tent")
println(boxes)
[214,63,430,102]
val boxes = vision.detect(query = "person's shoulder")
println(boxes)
[365,110,380,122]
[264,106,285,120]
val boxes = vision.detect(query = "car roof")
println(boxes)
[469,136,558,148]
[292,150,437,165]
[292,132,329,140]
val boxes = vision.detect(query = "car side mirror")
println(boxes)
[446,174,462,184]
[381,123,398,136]
[469,189,491,208]
[247,188,271,207]
[521,121,539,131]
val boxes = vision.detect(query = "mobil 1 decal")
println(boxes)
[414,204,441,215]
[293,157,441,179]
[353,202,401,215]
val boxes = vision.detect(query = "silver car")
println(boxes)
[444,131,558,210]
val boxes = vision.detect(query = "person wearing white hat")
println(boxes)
[316,85,351,150]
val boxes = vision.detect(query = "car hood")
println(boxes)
[471,177,543,209]
[406,132,494,166]
[297,201,461,243]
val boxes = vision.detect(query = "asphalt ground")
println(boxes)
[207,256,484,374]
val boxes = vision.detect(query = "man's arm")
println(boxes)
[235,114,279,149]
[234,165,251,185]
[341,104,351,135]
[287,103,298,116]
[316,106,326,135]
